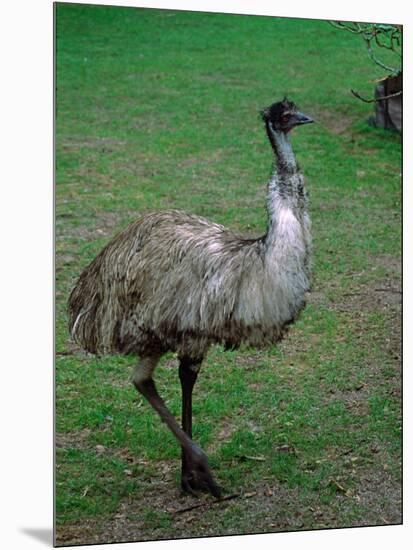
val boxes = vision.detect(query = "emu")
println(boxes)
[68,98,314,498]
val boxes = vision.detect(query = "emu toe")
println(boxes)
[181,473,222,499]
[181,465,222,499]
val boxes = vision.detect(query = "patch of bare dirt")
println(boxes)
[55,466,401,547]
[315,249,401,405]
[332,284,401,324]
[207,418,238,454]
[354,466,402,525]
[55,428,92,450]
[178,148,223,171]
[309,107,359,136]
[56,339,95,359]
[57,209,137,244]
[322,250,401,332]
[59,137,127,152]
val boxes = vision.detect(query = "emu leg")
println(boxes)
[134,371,221,499]
[179,357,205,495]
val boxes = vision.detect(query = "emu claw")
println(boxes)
[181,472,222,499]
[181,450,222,499]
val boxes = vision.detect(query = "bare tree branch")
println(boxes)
[329,21,401,77]
[350,88,402,103]
[367,44,397,73]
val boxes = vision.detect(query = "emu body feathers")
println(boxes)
[69,205,310,359]
[68,98,314,497]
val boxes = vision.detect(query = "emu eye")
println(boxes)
[281,115,290,124]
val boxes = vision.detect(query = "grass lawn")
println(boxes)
[55,3,401,545]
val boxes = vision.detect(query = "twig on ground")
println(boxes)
[374,288,401,293]
[174,493,240,515]
[239,455,266,462]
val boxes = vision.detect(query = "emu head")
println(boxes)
[261,97,314,133]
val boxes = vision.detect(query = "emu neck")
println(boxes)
[269,128,297,174]
[265,128,306,246]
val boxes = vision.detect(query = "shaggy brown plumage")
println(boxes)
[68,98,314,498]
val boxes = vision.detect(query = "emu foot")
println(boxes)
[181,450,222,499]
[181,472,222,498]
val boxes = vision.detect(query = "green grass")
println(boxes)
[55,3,401,544]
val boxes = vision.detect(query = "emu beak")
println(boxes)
[295,112,314,126]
